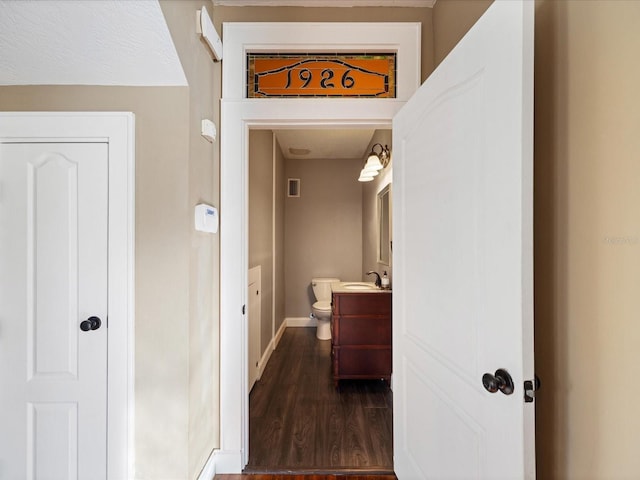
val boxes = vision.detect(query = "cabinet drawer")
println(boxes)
[335,316,390,345]
[334,346,391,376]
[332,292,391,315]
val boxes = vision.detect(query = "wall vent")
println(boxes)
[288,178,300,197]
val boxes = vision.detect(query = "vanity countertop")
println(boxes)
[331,281,392,294]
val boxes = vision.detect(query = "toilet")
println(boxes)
[311,277,340,340]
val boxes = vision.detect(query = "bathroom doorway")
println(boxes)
[218,21,420,472]
[246,126,393,472]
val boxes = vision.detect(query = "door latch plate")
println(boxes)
[524,376,541,403]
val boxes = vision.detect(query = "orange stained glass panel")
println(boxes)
[247,53,396,98]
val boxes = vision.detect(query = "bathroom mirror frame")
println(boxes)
[377,183,392,266]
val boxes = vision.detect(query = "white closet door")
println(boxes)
[0,143,109,480]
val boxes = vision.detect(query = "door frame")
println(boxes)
[0,112,135,480]
[218,22,421,472]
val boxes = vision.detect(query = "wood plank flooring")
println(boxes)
[247,328,393,474]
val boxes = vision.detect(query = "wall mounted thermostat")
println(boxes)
[201,119,216,143]
[195,204,218,233]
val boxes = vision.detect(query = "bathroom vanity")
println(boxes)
[331,287,392,387]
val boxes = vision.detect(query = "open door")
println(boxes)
[392,1,535,478]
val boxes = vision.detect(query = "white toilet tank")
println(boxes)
[311,277,340,302]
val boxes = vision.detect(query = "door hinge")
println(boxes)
[242,304,246,315]
[524,376,541,403]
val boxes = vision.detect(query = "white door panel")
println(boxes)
[393,1,534,478]
[0,143,108,480]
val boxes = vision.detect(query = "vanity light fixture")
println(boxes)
[358,170,375,182]
[358,143,391,182]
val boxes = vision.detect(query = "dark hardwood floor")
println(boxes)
[247,328,393,474]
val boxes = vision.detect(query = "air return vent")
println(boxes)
[288,178,300,197]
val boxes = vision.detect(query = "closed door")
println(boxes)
[0,143,108,479]
[393,0,535,478]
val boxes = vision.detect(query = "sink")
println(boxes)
[339,281,379,291]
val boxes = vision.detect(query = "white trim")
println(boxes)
[256,319,285,379]
[220,22,420,473]
[197,450,217,480]
[274,318,287,348]
[212,449,244,474]
[222,22,421,101]
[0,112,135,480]
[287,316,317,328]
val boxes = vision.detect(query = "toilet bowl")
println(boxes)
[311,277,340,340]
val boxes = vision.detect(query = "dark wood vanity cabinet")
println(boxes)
[331,291,392,387]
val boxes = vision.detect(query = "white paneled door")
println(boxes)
[0,143,108,480]
[393,1,535,478]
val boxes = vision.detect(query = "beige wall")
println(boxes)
[285,157,363,317]
[214,6,434,83]
[432,0,492,67]
[249,131,286,354]
[159,2,220,478]
[534,1,640,478]
[249,130,276,354]
[362,129,393,282]
[274,140,286,333]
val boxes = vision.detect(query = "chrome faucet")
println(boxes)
[366,271,382,288]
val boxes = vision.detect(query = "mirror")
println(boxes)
[377,184,391,265]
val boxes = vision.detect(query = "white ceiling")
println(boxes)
[0,0,186,86]
[274,128,381,160]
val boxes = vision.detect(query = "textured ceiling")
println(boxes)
[274,128,380,160]
[0,0,186,86]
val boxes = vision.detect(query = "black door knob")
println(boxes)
[482,368,514,395]
[80,316,102,332]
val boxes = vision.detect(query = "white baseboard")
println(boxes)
[257,319,287,379]
[211,449,243,474]
[274,319,287,347]
[286,316,316,327]
[197,449,216,480]
[257,351,270,381]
